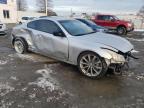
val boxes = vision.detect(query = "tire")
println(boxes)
[14,38,28,54]
[19,22,22,24]
[117,26,127,35]
[78,52,108,79]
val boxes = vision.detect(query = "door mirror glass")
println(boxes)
[53,31,65,37]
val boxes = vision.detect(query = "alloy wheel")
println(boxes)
[14,40,24,54]
[79,54,103,77]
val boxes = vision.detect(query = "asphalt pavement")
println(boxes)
[0,28,144,108]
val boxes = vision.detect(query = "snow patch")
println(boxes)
[29,68,57,92]
[21,87,27,92]
[10,76,18,81]
[0,100,14,108]
[136,75,144,80]
[131,50,139,53]
[9,53,37,62]
[0,60,7,65]
[127,37,144,42]
[8,53,56,63]
[16,53,37,62]
[134,29,144,32]
[29,65,72,101]
[0,83,14,97]
[29,93,36,99]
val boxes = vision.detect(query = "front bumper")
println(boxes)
[127,25,134,32]
[105,55,130,75]
[104,49,136,66]
[104,49,138,74]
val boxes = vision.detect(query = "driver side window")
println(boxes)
[98,15,112,21]
[27,20,62,34]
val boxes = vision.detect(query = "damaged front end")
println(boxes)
[103,48,138,75]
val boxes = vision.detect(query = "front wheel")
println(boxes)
[78,52,108,79]
[117,26,127,35]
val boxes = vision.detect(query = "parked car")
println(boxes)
[92,14,134,35]
[76,18,108,33]
[11,17,135,79]
[39,16,48,18]
[19,17,35,24]
[0,20,7,34]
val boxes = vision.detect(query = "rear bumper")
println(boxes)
[0,24,7,34]
[0,29,7,34]
[0,31,7,34]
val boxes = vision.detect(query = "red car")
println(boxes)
[92,14,134,35]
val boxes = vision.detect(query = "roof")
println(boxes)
[96,14,114,16]
[38,16,74,21]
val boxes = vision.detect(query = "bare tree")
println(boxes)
[137,5,144,28]
[47,10,57,16]
[17,0,27,11]
[36,0,46,13]
[36,0,53,13]
[17,0,56,15]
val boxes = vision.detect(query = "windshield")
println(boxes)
[78,19,105,30]
[59,20,95,36]
[81,19,97,26]
[113,16,119,20]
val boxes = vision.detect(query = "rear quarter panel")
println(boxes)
[11,24,35,48]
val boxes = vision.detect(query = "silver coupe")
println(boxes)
[11,17,135,79]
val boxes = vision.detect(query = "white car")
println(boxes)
[19,17,36,24]
[0,21,7,34]
[11,17,136,79]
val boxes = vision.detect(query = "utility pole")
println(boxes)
[45,0,48,16]
[70,8,73,17]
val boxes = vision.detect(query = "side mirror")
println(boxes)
[53,31,65,37]
[111,19,116,22]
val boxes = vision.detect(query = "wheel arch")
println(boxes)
[12,36,28,46]
[77,50,109,79]
[78,51,100,61]
[77,50,112,65]
[117,25,127,29]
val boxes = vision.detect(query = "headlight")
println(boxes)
[103,49,126,63]
[128,23,132,27]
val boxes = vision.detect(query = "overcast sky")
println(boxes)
[25,0,144,15]
[53,0,144,15]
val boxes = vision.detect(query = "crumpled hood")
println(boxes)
[72,32,133,53]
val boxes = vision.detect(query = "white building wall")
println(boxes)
[0,0,17,23]
[0,0,46,23]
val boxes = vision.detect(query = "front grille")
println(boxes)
[0,26,2,29]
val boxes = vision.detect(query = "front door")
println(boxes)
[27,19,69,60]
[96,15,117,29]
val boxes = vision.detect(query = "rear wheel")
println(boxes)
[117,26,127,35]
[78,52,108,79]
[14,38,28,54]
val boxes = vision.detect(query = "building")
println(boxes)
[0,0,45,23]
[0,0,17,23]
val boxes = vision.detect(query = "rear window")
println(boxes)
[97,15,106,20]
[22,17,28,20]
